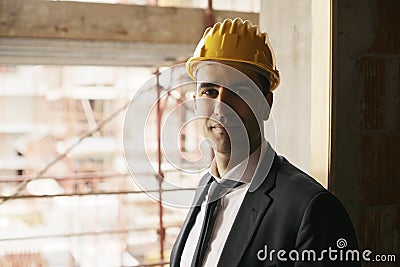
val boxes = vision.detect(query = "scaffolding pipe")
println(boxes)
[0,187,195,200]
[0,172,131,182]
[205,0,215,28]
[155,69,166,263]
[0,225,181,242]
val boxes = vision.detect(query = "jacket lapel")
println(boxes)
[217,150,280,267]
[170,174,213,267]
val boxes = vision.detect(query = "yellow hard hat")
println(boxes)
[186,18,280,91]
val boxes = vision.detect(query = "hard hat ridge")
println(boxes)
[186,18,280,91]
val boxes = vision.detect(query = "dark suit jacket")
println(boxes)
[170,149,360,267]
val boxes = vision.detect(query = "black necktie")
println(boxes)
[191,178,244,267]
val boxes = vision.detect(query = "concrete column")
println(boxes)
[260,0,329,187]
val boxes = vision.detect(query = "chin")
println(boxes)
[210,137,231,154]
[214,145,231,154]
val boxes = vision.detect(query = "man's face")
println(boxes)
[194,63,271,156]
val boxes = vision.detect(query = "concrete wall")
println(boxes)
[260,0,312,174]
[261,0,400,262]
[260,0,330,187]
[332,0,400,263]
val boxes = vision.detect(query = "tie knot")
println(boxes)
[207,178,244,203]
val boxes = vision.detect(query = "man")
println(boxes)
[170,18,360,267]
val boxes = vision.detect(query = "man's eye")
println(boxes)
[201,89,219,97]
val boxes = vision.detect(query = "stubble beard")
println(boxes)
[205,128,231,154]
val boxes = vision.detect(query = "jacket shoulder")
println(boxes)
[275,156,326,196]
[271,156,345,215]
[271,156,357,242]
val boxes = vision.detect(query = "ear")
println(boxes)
[263,92,273,120]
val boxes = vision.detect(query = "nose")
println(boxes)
[213,87,230,123]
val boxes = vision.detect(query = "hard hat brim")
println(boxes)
[186,57,280,91]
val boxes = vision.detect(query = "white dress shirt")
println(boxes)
[180,140,268,267]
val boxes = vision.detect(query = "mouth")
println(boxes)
[209,123,240,133]
[209,123,226,133]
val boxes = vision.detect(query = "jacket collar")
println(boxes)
[217,147,280,267]
[170,145,280,267]
[249,141,278,193]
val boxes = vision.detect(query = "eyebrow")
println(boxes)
[198,81,251,88]
[197,82,219,89]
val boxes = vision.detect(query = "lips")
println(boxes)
[210,123,226,133]
[209,123,240,132]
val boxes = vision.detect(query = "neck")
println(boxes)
[213,137,263,177]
